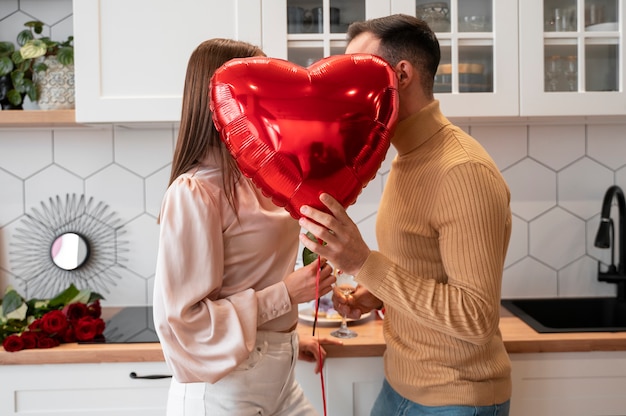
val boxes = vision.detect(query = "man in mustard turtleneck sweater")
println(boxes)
[299,14,512,416]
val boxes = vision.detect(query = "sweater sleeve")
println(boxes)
[358,162,511,345]
[153,176,287,383]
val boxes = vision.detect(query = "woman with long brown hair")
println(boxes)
[153,38,338,415]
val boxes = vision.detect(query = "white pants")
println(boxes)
[166,330,318,416]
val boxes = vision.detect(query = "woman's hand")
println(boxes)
[284,259,336,305]
[298,335,343,373]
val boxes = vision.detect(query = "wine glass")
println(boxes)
[330,272,358,339]
[564,56,578,92]
[545,55,562,92]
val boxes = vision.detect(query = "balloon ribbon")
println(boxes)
[314,254,327,416]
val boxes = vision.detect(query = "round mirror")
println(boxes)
[50,232,90,271]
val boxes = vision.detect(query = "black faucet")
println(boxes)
[594,185,626,301]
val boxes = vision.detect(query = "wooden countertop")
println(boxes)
[2,307,626,365]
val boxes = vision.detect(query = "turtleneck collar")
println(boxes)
[391,100,450,156]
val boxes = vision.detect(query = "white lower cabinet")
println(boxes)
[0,361,171,415]
[296,356,385,416]
[510,351,626,416]
[2,352,625,415]
[300,352,626,416]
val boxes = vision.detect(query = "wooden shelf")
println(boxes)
[0,110,78,127]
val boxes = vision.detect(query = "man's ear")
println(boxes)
[395,60,414,85]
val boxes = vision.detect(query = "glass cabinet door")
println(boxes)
[520,0,625,116]
[259,0,518,117]
[285,0,366,66]
[543,0,619,93]
[392,0,519,116]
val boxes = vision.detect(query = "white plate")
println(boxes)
[586,22,618,31]
[298,309,372,326]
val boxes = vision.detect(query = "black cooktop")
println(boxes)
[82,306,160,344]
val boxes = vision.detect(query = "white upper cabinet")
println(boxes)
[395,0,519,117]
[254,0,519,117]
[73,0,624,122]
[519,0,625,116]
[73,0,262,123]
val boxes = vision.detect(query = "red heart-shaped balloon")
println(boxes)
[210,54,398,219]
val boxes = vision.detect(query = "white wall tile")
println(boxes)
[502,257,557,298]
[558,157,613,219]
[529,124,585,170]
[0,170,23,227]
[20,0,73,28]
[472,125,528,170]
[558,256,616,297]
[54,127,114,178]
[85,164,144,223]
[504,215,528,268]
[114,126,175,177]
[24,165,83,210]
[0,130,53,178]
[587,124,626,170]
[529,207,586,270]
[503,158,556,221]
[123,214,160,279]
[145,165,170,218]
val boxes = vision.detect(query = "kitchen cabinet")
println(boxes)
[510,351,626,415]
[0,358,381,416]
[519,0,626,115]
[0,361,171,415]
[259,0,519,117]
[72,0,262,123]
[71,0,624,122]
[296,356,385,416]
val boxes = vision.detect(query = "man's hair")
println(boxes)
[347,14,440,95]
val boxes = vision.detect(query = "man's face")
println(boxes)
[345,32,381,56]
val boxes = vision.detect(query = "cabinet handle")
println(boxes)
[129,371,172,380]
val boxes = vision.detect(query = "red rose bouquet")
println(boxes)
[0,284,105,352]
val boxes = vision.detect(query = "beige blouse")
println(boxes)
[153,154,300,383]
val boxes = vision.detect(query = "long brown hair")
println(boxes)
[167,38,264,214]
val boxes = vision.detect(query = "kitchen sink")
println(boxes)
[501,297,626,333]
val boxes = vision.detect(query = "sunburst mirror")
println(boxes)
[10,194,127,298]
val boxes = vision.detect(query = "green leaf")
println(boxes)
[1,288,25,316]
[0,41,15,57]
[68,289,93,305]
[11,50,24,65]
[6,89,23,106]
[48,284,80,307]
[32,62,47,73]
[23,79,37,102]
[88,292,105,303]
[20,40,47,60]
[5,302,28,321]
[0,56,14,76]
[24,20,44,35]
[302,246,319,266]
[302,231,325,266]
[56,47,74,66]
[16,29,34,47]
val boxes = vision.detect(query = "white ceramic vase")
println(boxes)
[34,56,75,110]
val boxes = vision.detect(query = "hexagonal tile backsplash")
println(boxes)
[1,2,625,306]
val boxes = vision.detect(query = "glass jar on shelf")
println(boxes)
[542,0,619,93]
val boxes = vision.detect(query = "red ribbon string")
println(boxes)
[314,253,327,416]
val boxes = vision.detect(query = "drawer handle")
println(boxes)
[129,371,172,380]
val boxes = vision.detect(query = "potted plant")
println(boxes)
[0,41,32,109]
[0,20,74,110]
